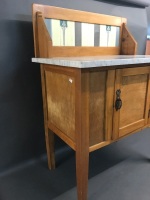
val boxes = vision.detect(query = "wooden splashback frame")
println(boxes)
[32,3,137,57]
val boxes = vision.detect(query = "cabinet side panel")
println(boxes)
[45,71,75,141]
[89,71,106,146]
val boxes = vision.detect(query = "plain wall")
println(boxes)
[146,6,150,35]
[0,0,148,172]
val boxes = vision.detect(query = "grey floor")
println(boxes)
[0,129,150,200]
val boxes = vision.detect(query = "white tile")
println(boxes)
[81,23,94,46]
[100,25,118,47]
[50,19,75,46]
[100,25,108,47]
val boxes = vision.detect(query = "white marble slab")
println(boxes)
[32,55,150,68]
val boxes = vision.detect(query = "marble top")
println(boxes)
[32,55,150,68]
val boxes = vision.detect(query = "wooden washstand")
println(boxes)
[32,4,150,200]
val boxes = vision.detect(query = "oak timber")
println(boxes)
[32,4,142,200]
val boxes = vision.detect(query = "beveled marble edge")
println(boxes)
[32,55,150,68]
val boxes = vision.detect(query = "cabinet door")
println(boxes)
[113,67,150,139]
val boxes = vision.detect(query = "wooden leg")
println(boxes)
[76,149,89,200]
[75,70,90,200]
[40,65,55,170]
[45,128,55,170]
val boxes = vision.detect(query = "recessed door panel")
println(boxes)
[113,67,150,139]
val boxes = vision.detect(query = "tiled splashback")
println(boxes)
[45,19,120,47]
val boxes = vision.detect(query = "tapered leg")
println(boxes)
[76,149,89,200]
[45,128,55,170]
[40,65,55,170]
[75,70,90,200]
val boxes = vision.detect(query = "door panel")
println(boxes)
[113,66,150,139]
